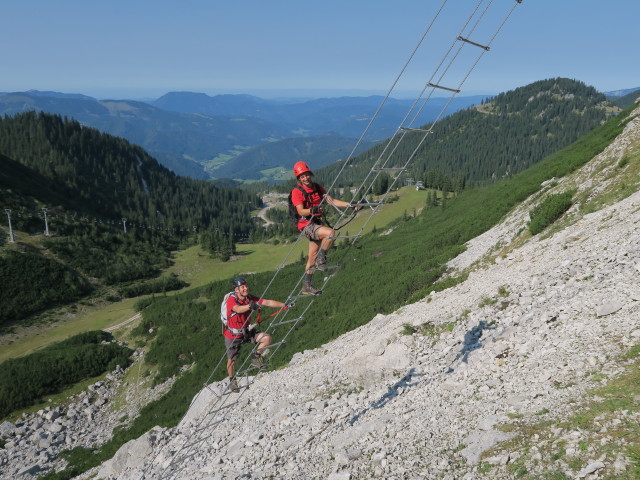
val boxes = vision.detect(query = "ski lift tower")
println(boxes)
[4,208,15,242]
[42,208,50,236]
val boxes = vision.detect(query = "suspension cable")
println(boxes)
[150,1,524,477]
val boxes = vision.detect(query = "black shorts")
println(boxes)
[224,330,259,361]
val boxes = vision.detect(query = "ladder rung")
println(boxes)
[350,202,383,208]
[457,36,490,51]
[399,127,433,133]
[373,167,407,171]
[238,367,256,376]
[208,400,240,414]
[427,82,461,93]
[181,423,224,450]
[330,234,361,240]
[270,316,303,327]
[179,449,198,463]
[316,263,341,269]
[292,291,322,299]
[192,417,225,435]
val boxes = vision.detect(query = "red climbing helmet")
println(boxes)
[293,161,312,178]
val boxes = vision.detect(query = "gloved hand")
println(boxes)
[249,301,261,311]
[285,302,295,309]
[310,206,323,215]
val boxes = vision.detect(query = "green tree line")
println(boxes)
[317,78,614,190]
[0,331,132,418]
[0,111,260,235]
[0,250,93,326]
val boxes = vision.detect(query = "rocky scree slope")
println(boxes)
[3,104,638,480]
[96,105,639,479]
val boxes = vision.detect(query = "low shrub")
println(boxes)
[528,191,574,235]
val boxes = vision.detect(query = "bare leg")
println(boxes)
[226,358,235,378]
[255,333,272,355]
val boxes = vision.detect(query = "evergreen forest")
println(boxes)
[0,111,261,234]
[316,78,615,192]
[0,331,132,418]
[0,112,264,324]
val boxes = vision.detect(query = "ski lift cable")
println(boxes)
[334,0,486,209]
[151,1,523,477]
[223,0,455,307]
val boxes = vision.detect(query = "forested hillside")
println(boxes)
[0,92,291,179]
[608,88,640,109]
[0,111,260,234]
[316,78,615,190]
[212,134,374,181]
[0,112,262,324]
[152,92,486,140]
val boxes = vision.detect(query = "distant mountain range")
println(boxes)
[604,87,640,97]
[0,90,485,182]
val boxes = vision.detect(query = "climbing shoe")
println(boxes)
[251,354,267,371]
[229,377,240,393]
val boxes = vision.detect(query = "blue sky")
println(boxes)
[1,0,638,100]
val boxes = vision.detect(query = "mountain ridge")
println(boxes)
[0,90,484,181]
[315,78,615,190]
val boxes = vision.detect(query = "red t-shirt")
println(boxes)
[223,293,264,339]
[291,182,326,230]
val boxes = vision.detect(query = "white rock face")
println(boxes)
[3,107,639,480]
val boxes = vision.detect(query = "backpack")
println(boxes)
[220,292,245,335]
[288,183,320,227]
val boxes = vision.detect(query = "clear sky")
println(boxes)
[1,0,638,100]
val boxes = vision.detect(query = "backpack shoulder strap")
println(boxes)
[295,183,322,206]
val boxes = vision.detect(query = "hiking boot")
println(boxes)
[251,354,267,371]
[315,250,328,271]
[229,377,240,393]
[302,276,322,295]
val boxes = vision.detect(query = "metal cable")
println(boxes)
[150,1,524,477]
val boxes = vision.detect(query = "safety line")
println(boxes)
[150,1,524,477]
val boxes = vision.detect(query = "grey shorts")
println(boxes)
[224,330,259,361]
[302,222,323,241]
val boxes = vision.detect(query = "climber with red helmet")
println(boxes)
[290,161,358,295]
